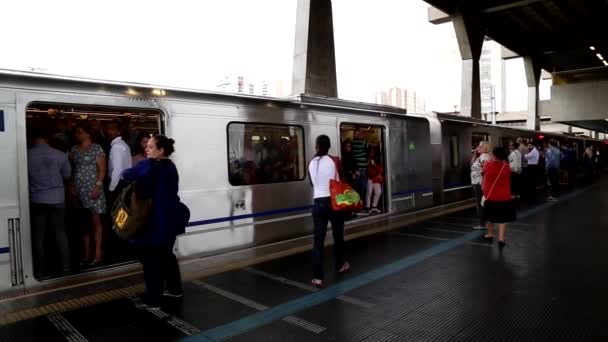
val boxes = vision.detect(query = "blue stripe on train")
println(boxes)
[0,247,9,254]
[188,186,454,229]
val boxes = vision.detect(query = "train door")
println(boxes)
[23,102,162,281]
[0,100,25,291]
[339,123,387,217]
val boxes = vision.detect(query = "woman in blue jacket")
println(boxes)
[122,135,183,309]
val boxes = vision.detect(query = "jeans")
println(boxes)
[30,202,70,276]
[472,184,486,227]
[139,240,183,306]
[312,197,345,280]
[547,168,559,197]
[354,168,368,204]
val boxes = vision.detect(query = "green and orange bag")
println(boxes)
[328,156,363,212]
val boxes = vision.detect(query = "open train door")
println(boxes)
[0,97,25,292]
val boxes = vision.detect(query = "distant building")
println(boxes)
[375,87,426,112]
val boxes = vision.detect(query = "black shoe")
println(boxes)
[498,240,506,248]
[483,235,494,243]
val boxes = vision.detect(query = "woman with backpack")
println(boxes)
[308,135,351,288]
[121,135,185,309]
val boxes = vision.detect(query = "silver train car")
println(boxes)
[0,70,602,297]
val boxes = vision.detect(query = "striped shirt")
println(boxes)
[351,139,369,168]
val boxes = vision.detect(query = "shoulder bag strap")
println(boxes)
[486,162,506,199]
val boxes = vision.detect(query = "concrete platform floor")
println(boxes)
[1,181,607,341]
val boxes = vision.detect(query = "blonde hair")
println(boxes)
[478,141,491,152]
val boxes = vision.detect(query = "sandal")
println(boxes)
[338,262,351,274]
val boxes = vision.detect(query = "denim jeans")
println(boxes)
[312,197,345,280]
[355,168,368,203]
[30,202,70,276]
[547,168,559,197]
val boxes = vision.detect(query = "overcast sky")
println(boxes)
[0,0,540,112]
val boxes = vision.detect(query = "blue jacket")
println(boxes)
[122,158,180,246]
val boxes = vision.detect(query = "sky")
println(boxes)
[0,0,540,112]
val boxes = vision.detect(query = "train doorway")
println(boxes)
[25,102,162,280]
[339,123,387,217]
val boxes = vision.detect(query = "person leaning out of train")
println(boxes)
[121,135,186,309]
[471,141,490,230]
[28,128,72,277]
[308,135,351,288]
[364,148,383,215]
[481,147,516,248]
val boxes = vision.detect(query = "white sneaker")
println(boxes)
[370,208,381,214]
[163,291,184,298]
[357,210,370,216]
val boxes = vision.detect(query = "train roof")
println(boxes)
[0,69,603,142]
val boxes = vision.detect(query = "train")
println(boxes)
[0,69,603,297]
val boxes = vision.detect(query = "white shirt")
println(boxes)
[525,147,540,165]
[109,137,132,191]
[508,150,522,174]
[309,155,338,199]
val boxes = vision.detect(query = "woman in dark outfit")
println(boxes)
[122,135,183,309]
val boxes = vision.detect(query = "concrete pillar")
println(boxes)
[453,13,484,119]
[524,56,542,131]
[291,0,337,97]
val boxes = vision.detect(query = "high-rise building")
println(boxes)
[375,86,427,113]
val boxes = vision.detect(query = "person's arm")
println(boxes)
[92,152,106,200]
[61,154,71,181]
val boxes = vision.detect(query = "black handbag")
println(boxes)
[111,181,153,240]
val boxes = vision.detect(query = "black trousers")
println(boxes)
[312,197,345,280]
[547,168,560,197]
[139,241,182,306]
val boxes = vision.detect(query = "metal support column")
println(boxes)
[524,56,542,131]
[453,12,484,119]
[291,0,338,98]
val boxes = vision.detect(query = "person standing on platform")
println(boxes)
[471,141,491,230]
[308,135,350,288]
[508,142,522,198]
[28,129,72,277]
[545,140,561,201]
[122,135,184,309]
[482,147,516,248]
[524,143,540,199]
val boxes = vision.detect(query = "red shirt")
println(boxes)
[482,160,512,201]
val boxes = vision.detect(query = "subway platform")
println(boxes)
[1,181,608,341]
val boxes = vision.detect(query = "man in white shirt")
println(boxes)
[106,122,132,196]
[509,142,523,198]
[524,143,540,199]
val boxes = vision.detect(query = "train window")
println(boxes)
[472,132,489,149]
[450,135,459,168]
[227,122,305,185]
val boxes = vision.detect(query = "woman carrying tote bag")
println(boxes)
[308,135,352,288]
